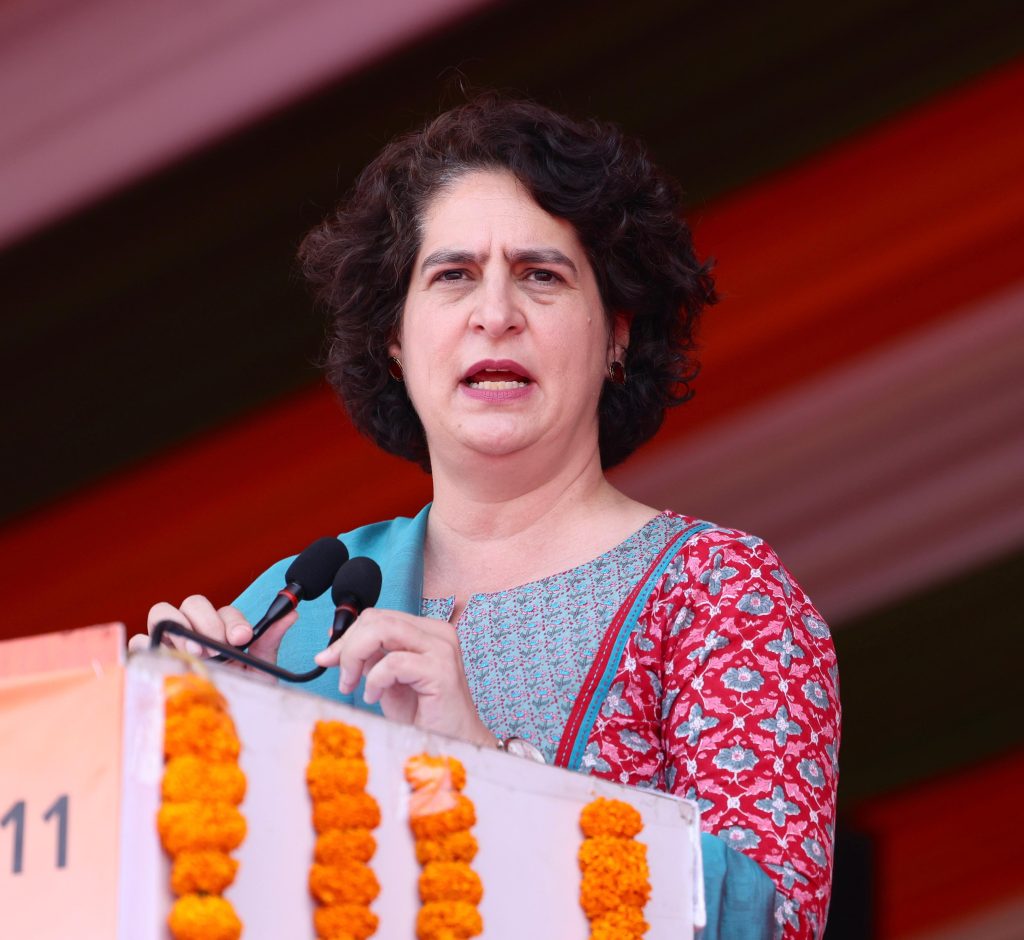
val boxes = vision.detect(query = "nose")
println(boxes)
[469,271,525,337]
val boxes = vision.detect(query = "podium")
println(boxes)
[0,625,704,939]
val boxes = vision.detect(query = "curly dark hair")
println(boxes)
[299,93,716,471]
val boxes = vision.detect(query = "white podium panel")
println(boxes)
[119,652,703,939]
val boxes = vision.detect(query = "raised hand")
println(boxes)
[314,608,496,748]
[128,596,298,673]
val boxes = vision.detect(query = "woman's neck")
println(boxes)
[423,446,657,602]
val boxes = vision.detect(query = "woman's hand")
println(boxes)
[314,609,496,748]
[127,595,298,671]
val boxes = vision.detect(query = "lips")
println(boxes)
[462,359,534,389]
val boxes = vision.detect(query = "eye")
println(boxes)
[437,269,466,281]
[526,269,563,284]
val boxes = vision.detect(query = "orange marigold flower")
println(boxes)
[164,708,241,762]
[170,850,239,896]
[158,803,246,855]
[312,721,365,759]
[165,675,227,715]
[409,795,476,841]
[414,831,479,866]
[579,870,625,920]
[307,756,370,799]
[416,900,483,940]
[590,906,649,939]
[315,828,377,866]
[405,754,467,793]
[419,861,483,905]
[583,853,651,903]
[313,903,380,940]
[167,894,242,940]
[313,793,381,834]
[309,861,380,906]
[579,798,643,839]
[579,862,651,919]
[578,834,647,870]
[162,755,246,805]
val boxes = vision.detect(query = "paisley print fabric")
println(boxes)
[426,512,839,939]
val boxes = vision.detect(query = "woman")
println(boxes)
[139,95,840,939]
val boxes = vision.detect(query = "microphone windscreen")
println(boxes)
[285,537,349,599]
[331,557,383,610]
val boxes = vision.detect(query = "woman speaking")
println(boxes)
[137,95,840,939]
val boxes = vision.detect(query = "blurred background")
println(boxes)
[1,0,1021,936]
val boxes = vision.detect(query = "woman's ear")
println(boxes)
[388,337,402,358]
[609,312,633,363]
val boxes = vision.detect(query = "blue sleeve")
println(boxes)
[700,832,777,939]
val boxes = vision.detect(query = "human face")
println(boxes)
[392,170,622,470]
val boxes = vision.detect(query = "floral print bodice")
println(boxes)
[421,511,686,760]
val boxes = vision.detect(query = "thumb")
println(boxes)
[247,607,299,664]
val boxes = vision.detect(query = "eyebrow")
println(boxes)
[507,248,578,277]
[419,247,579,277]
[420,249,478,272]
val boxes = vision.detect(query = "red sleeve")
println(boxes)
[582,523,840,939]
[660,527,841,939]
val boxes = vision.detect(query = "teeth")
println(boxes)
[467,380,528,390]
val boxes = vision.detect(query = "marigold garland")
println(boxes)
[307,721,381,939]
[160,675,245,940]
[578,798,651,940]
[405,754,483,940]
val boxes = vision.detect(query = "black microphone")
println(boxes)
[213,536,348,660]
[328,557,383,644]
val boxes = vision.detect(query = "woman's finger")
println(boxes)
[357,607,460,644]
[313,637,386,691]
[218,605,254,648]
[178,594,223,635]
[320,616,437,694]
[360,647,488,744]
[361,650,427,705]
[142,598,261,662]
[178,594,230,657]
[245,607,298,664]
[127,631,154,653]
[146,601,194,651]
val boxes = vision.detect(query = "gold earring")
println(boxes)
[387,356,404,382]
[608,360,626,385]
